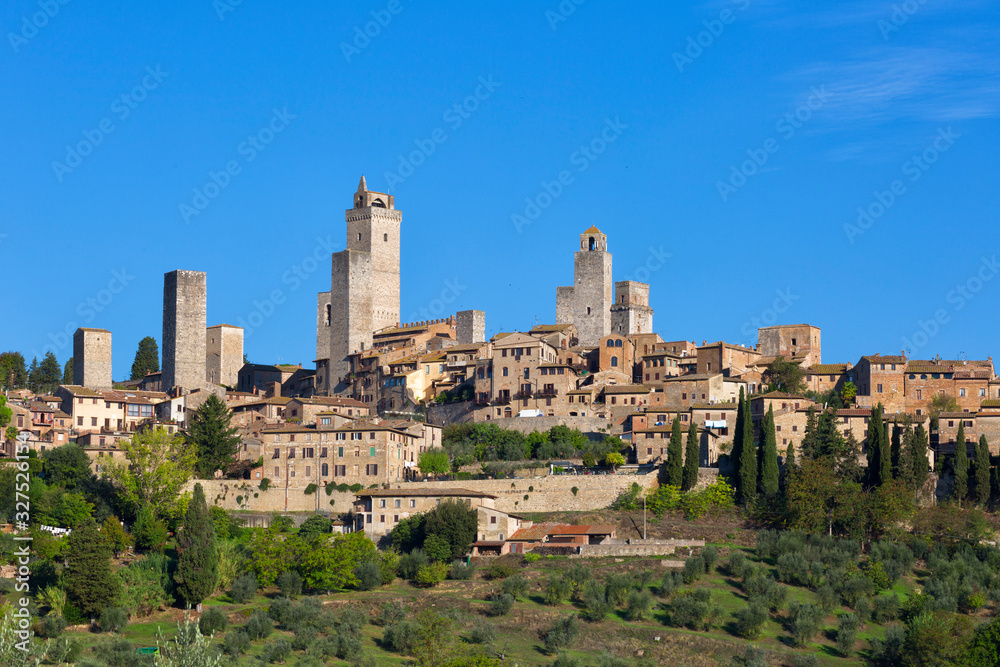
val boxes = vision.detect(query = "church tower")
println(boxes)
[556,226,612,346]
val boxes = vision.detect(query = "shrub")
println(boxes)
[199,608,227,636]
[554,653,581,667]
[854,596,872,624]
[45,636,81,664]
[38,614,67,638]
[116,559,174,618]
[398,549,429,580]
[99,606,128,634]
[872,593,900,624]
[414,562,448,587]
[378,550,400,585]
[788,601,822,647]
[543,614,580,652]
[244,609,273,640]
[484,560,517,580]
[625,589,654,621]
[449,560,476,580]
[501,574,528,600]
[657,570,683,597]
[733,601,768,639]
[683,555,705,584]
[229,573,257,604]
[836,613,860,656]
[816,584,838,613]
[776,552,810,586]
[666,589,715,631]
[223,629,251,656]
[581,580,611,622]
[373,600,407,627]
[259,638,292,664]
[470,618,496,645]
[93,636,141,667]
[545,575,573,605]
[292,625,317,651]
[791,655,819,667]
[382,620,418,653]
[276,570,303,598]
[488,593,515,617]
[354,560,382,591]
[701,545,719,572]
[727,550,748,578]
[605,573,633,607]
[523,552,541,563]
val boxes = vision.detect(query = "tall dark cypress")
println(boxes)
[953,421,969,502]
[911,424,930,493]
[665,416,684,487]
[731,387,745,479]
[759,404,779,498]
[973,435,991,506]
[64,518,120,618]
[878,407,892,487]
[174,483,219,606]
[737,391,757,506]
[682,420,700,492]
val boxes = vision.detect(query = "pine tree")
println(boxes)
[35,352,62,392]
[174,483,218,607]
[65,517,120,618]
[682,420,699,491]
[27,357,38,392]
[911,424,930,493]
[953,421,969,502]
[189,394,241,478]
[973,435,991,506]
[759,404,779,498]
[737,390,757,506]
[665,417,683,487]
[131,336,160,380]
[62,357,73,385]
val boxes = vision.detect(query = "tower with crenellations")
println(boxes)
[556,227,613,346]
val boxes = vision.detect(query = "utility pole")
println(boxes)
[643,493,647,540]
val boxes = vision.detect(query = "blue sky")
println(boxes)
[3,0,999,378]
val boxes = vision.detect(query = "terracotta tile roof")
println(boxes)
[752,391,809,400]
[583,225,602,234]
[530,324,574,333]
[806,364,850,374]
[602,385,651,394]
[691,403,736,410]
[509,522,560,541]
[862,355,907,364]
[548,524,616,536]
[980,399,1000,409]
[836,409,872,417]
[292,396,368,408]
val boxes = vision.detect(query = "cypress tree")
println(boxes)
[953,421,969,502]
[911,424,930,493]
[731,387,745,475]
[890,425,902,477]
[781,442,796,497]
[799,407,818,460]
[65,518,120,619]
[665,416,683,487]
[737,391,757,506]
[896,418,915,491]
[973,435,991,506]
[174,483,218,607]
[682,420,699,492]
[759,404,779,498]
[878,408,892,487]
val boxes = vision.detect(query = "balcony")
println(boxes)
[494,396,512,405]
[536,387,557,398]
[512,391,533,400]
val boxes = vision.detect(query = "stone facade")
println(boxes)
[162,270,207,393]
[696,341,761,377]
[457,309,486,344]
[72,328,112,389]
[206,324,243,387]
[757,324,822,366]
[315,291,331,390]
[610,281,653,335]
[556,227,612,346]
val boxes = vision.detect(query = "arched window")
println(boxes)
[606,340,614,348]
[322,463,329,476]
[383,233,388,242]
[589,236,596,250]
[372,198,386,208]
[615,339,623,348]
[611,356,618,367]
[502,367,508,377]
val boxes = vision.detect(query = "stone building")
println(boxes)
[457,310,486,344]
[319,177,402,394]
[757,324,822,367]
[206,324,244,387]
[162,270,207,393]
[556,227,613,346]
[610,281,653,335]
[73,327,113,390]
[696,341,761,377]
[853,354,907,413]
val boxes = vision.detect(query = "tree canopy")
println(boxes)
[131,336,160,380]
[188,394,241,478]
[174,483,219,606]
[104,427,196,517]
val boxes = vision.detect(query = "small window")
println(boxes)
[383,233,388,241]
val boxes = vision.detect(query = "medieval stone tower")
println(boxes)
[319,177,402,393]
[162,270,207,393]
[72,327,112,389]
[556,227,613,346]
[206,324,243,387]
[611,281,654,335]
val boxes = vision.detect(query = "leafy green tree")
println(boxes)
[840,381,857,406]
[247,525,305,586]
[423,500,477,561]
[766,356,805,394]
[174,484,218,606]
[130,336,160,380]
[758,405,779,498]
[973,435,991,506]
[682,420,700,492]
[155,614,222,667]
[188,394,240,478]
[297,515,331,541]
[64,517,120,618]
[101,515,133,557]
[105,427,196,517]
[0,351,28,390]
[0,396,11,434]
[736,390,756,506]
[604,451,625,471]
[418,448,450,475]
[927,393,960,421]
[42,443,94,490]
[954,421,969,502]
[664,417,683,486]
[133,504,169,552]
[299,532,377,592]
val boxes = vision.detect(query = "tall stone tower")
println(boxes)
[556,227,612,346]
[456,310,486,344]
[72,328,112,389]
[162,270,207,393]
[206,324,244,387]
[326,177,402,391]
[611,281,654,335]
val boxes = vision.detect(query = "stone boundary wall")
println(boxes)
[487,416,619,437]
[188,479,357,514]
